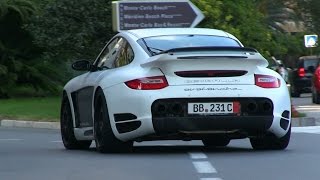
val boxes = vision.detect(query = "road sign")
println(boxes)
[112,0,204,31]
[304,35,318,48]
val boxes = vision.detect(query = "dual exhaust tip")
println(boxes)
[154,100,273,116]
[246,100,273,113]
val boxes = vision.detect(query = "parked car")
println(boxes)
[289,56,320,97]
[312,63,320,104]
[60,28,291,153]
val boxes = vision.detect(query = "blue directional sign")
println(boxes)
[304,35,318,48]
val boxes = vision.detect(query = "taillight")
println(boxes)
[125,76,168,90]
[298,68,305,77]
[255,74,280,88]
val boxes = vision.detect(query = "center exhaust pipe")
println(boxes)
[247,101,258,113]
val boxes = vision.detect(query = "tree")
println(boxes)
[192,0,284,57]
[28,0,115,62]
[256,0,301,32]
[0,0,40,97]
[0,0,36,21]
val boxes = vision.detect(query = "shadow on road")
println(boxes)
[132,145,253,154]
[53,144,294,156]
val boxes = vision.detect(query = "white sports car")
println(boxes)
[60,28,291,153]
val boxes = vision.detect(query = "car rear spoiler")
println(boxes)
[141,48,269,69]
[156,46,258,55]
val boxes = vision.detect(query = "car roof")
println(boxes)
[125,28,237,39]
[299,56,320,60]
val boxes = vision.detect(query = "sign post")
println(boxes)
[112,0,204,31]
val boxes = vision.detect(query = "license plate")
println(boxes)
[188,102,240,114]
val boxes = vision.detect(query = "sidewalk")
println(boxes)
[0,119,60,129]
[292,103,320,127]
[291,116,320,127]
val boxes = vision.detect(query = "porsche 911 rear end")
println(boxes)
[106,46,291,150]
[60,28,291,153]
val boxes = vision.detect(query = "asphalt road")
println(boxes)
[291,93,317,107]
[1,127,320,180]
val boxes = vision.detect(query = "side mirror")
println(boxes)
[72,60,92,71]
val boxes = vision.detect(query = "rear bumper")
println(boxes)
[153,116,273,134]
[151,97,274,134]
[104,83,291,141]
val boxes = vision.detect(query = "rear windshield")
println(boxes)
[140,35,241,55]
[302,59,318,69]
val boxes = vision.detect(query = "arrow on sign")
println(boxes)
[304,35,318,48]
[112,0,205,31]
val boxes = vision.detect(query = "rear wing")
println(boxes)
[157,46,258,55]
[141,47,269,69]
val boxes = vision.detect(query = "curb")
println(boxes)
[0,120,60,130]
[1,117,319,130]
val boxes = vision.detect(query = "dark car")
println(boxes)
[289,56,320,97]
[312,63,320,103]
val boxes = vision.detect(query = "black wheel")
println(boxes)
[202,136,230,147]
[290,85,300,97]
[313,89,320,104]
[250,126,291,150]
[94,89,133,153]
[60,94,92,150]
[312,88,316,103]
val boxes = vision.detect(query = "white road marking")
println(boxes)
[295,105,320,112]
[51,140,63,143]
[154,144,173,146]
[201,178,223,180]
[192,161,217,174]
[189,152,208,159]
[0,139,23,141]
[292,126,320,134]
[135,144,173,146]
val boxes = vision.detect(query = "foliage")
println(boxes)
[256,0,301,32]
[0,0,39,97]
[0,0,36,22]
[27,0,115,62]
[192,0,310,64]
[0,0,67,98]
[0,0,317,98]
[192,0,284,58]
[296,0,320,55]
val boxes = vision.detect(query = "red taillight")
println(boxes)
[125,76,168,90]
[255,74,280,88]
[298,68,305,77]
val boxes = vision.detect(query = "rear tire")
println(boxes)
[313,89,320,104]
[60,95,92,150]
[94,89,133,153]
[202,136,230,148]
[312,88,316,103]
[250,126,291,150]
[290,85,300,97]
